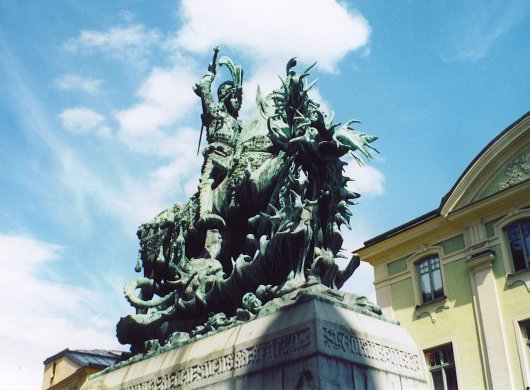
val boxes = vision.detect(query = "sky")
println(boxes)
[1,0,529,388]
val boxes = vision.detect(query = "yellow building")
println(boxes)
[42,349,120,390]
[358,112,530,390]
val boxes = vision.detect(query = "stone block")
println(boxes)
[83,296,427,389]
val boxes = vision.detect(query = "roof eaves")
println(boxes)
[362,209,439,248]
[43,348,70,365]
[66,351,119,368]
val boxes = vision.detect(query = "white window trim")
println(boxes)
[494,208,530,292]
[408,246,451,323]
[421,338,461,390]
[513,315,530,389]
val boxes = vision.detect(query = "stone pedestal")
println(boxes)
[84,292,427,389]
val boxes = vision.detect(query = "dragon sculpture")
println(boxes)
[117,48,379,355]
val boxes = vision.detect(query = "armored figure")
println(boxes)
[193,47,243,229]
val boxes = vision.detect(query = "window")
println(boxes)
[505,220,530,272]
[519,320,530,387]
[425,344,459,390]
[50,362,56,385]
[417,255,444,304]
[522,320,530,355]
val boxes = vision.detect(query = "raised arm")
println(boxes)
[193,47,220,127]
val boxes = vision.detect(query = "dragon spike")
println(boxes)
[277,75,290,94]
[350,153,365,166]
[329,122,340,132]
[340,187,361,200]
[255,85,272,118]
[294,109,311,123]
[303,61,317,75]
[298,84,315,106]
[342,119,361,129]
[335,213,351,229]
[304,78,318,93]
[286,58,297,75]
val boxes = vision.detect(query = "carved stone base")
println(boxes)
[83,292,428,389]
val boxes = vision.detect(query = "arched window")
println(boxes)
[417,255,444,304]
[505,220,530,272]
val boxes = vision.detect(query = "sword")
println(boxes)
[197,123,205,156]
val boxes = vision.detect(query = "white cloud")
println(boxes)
[174,0,370,72]
[64,24,162,65]
[149,149,202,196]
[58,0,372,155]
[53,147,173,231]
[340,260,376,301]
[0,234,119,389]
[344,162,385,196]
[55,74,103,94]
[335,219,376,301]
[53,136,201,232]
[58,107,110,137]
[16,62,198,232]
[0,233,60,275]
[184,175,200,197]
[115,65,198,155]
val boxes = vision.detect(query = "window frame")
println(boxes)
[416,254,445,304]
[424,343,459,390]
[514,316,530,389]
[408,247,450,322]
[504,218,530,273]
[522,320,530,351]
[493,210,530,292]
[494,210,530,274]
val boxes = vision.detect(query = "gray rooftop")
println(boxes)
[44,348,122,368]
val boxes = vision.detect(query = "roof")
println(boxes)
[43,348,122,368]
[363,209,439,247]
[361,110,530,250]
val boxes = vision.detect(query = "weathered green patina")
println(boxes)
[117,48,379,356]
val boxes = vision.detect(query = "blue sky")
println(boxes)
[1,1,529,388]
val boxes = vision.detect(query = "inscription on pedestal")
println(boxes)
[123,327,311,390]
[321,325,421,373]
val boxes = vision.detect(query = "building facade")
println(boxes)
[42,349,120,390]
[358,112,530,389]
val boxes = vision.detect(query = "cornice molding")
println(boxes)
[441,115,530,216]
[465,249,495,272]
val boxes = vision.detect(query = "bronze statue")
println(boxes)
[117,48,379,356]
